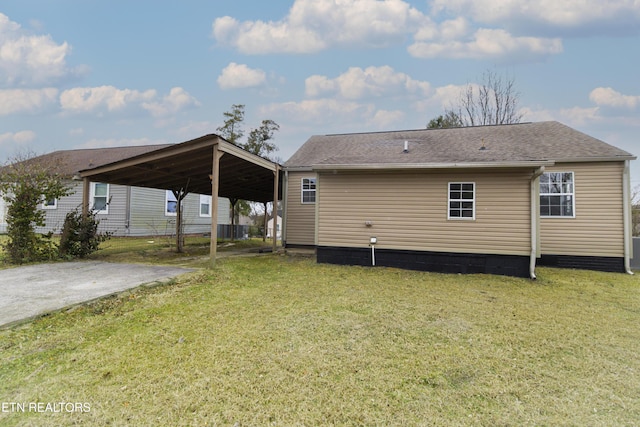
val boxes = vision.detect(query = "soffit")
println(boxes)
[80,135,282,203]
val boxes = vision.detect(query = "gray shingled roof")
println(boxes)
[285,121,634,168]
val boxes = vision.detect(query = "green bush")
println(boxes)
[0,153,70,264]
[58,208,111,259]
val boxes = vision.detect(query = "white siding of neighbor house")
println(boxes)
[0,181,231,237]
[128,187,230,237]
[540,162,625,257]
[315,169,533,256]
[32,181,130,236]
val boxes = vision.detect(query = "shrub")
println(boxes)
[0,153,70,264]
[58,208,111,259]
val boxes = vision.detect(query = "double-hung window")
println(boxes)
[91,182,109,214]
[301,178,316,204]
[448,182,475,220]
[199,195,212,217]
[540,172,575,217]
[165,190,178,216]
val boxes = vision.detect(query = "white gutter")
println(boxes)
[623,160,634,275]
[530,166,545,279]
[312,161,555,171]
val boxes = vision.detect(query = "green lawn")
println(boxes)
[0,234,274,268]
[1,256,639,426]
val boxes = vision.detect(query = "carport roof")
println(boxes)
[80,134,282,203]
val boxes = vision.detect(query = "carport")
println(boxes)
[79,134,282,266]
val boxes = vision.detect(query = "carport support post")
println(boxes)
[272,165,279,253]
[82,177,90,218]
[209,144,222,267]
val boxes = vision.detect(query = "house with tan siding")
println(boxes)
[283,121,636,278]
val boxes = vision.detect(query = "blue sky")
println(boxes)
[1,0,639,184]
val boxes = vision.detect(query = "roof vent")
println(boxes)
[479,139,487,151]
[403,140,409,153]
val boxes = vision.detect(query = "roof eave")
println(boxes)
[311,161,556,171]
[550,155,637,163]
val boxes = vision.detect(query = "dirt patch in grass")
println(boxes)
[1,257,639,425]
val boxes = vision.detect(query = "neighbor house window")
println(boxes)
[448,182,475,220]
[91,182,109,214]
[301,178,316,203]
[41,197,57,210]
[199,195,211,217]
[540,172,575,217]
[165,190,178,216]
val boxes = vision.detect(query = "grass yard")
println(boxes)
[1,256,639,426]
[0,235,273,268]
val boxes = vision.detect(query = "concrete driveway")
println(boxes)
[0,261,193,328]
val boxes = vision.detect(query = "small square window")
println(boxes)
[42,197,57,210]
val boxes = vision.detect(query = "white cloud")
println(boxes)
[0,130,36,146]
[409,28,562,60]
[260,98,406,131]
[589,87,640,109]
[430,0,640,35]
[142,87,200,118]
[59,86,198,118]
[60,86,156,114]
[370,109,405,128]
[217,63,267,90]
[0,13,85,87]
[0,88,58,115]
[76,137,167,150]
[212,0,428,54]
[524,106,602,127]
[305,66,431,99]
[261,98,372,124]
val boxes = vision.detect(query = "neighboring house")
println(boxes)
[267,215,283,240]
[0,146,231,236]
[283,121,636,278]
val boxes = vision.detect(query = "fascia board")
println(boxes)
[311,161,556,171]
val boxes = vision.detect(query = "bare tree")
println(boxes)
[447,70,524,127]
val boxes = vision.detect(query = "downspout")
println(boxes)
[530,166,545,279]
[282,170,289,248]
[623,160,634,275]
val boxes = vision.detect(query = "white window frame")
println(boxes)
[540,171,575,218]
[301,177,316,204]
[90,182,109,214]
[41,197,57,210]
[448,182,476,220]
[165,190,178,217]
[199,194,212,218]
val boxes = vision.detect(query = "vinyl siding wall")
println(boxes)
[317,169,532,256]
[20,181,130,235]
[284,171,317,246]
[540,162,625,257]
[4,182,231,237]
[128,187,230,237]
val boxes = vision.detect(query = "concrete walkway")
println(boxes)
[0,261,193,328]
